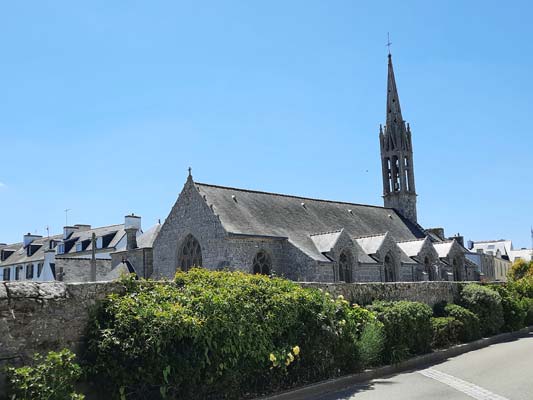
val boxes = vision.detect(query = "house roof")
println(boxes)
[471,240,513,257]
[355,234,387,255]
[195,182,426,261]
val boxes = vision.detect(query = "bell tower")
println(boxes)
[380,53,418,222]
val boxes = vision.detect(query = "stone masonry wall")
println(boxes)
[0,279,463,395]
[301,281,463,307]
[0,281,124,394]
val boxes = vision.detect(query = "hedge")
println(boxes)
[84,270,381,399]
[431,317,461,349]
[460,284,504,336]
[443,303,481,342]
[368,301,433,363]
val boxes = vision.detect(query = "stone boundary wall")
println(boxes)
[301,281,464,307]
[0,281,124,394]
[0,280,464,395]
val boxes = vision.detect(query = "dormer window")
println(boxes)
[57,244,65,254]
[76,242,83,252]
[49,240,57,250]
[96,237,103,249]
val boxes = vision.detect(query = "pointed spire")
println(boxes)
[386,54,403,126]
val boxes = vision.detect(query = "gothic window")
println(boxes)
[424,257,434,281]
[392,156,400,191]
[384,254,395,282]
[452,258,461,281]
[252,251,272,275]
[338,250,353,283]
[178,234,203,272]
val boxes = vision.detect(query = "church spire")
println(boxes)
[386,54,404,127]
[379,51,418,223]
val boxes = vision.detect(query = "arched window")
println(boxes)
[178,234,202,272]
[252,251,271,275]
[338,249,353,283]
[384,254,395,282]
[452,258,461,281]
[424,257,435,281]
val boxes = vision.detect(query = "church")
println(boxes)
[152,54,477,283]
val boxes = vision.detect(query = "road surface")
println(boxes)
[317,333,533,400]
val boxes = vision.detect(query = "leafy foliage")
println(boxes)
[460,284,504,336]
[355,319,385,368]
[489,285,526,332]
[5,349,84,400]
[368,301,433,363]
[508,259,533,281]
[85,270,378,399]
[431,317,461,349]
[521,297,533,326]
[444,304,481,342]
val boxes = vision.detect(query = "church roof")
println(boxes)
[195,182,426,261]
[397,238,427,257]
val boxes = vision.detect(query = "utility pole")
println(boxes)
[90,232,97,281]
[64,209,71,226]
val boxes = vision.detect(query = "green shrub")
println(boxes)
[368,301,432,363]
[444,304,481,342]
[521,297,533,326]
[490,285,526,332]
[5,349,84,400]
[507,275,533,299]
[355,319,385,368]
[431,317,461,349]
[460,284,504,336]
[85,270,376,399]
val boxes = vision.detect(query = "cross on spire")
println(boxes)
[386,32,392,55]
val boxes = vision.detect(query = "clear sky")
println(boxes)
[1,1,532,248]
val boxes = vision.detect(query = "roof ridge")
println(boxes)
[195,182,394,211]
[309,229,343,237]
[472,239,509,244]
[353,232,388,240]
[397,237,426,244]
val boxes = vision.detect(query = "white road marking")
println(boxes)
[418,368,510,400]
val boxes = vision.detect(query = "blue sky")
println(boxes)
[0,1,532,248]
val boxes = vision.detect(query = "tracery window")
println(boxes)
[252,251,271,275]
[178,234,202,272]
[338,249,353,283]
[424,257,435,281]
[384,254,395,282]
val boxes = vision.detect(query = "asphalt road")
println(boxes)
[317,333,533,400]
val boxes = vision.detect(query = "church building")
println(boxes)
[152,54,476,283]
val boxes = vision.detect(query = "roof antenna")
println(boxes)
[386,32,392,56]
[188,167,192,177]
[64,208,71,226]
[45,225,50,238]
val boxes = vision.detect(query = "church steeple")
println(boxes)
[380,53,418,222]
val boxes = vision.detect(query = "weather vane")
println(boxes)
[386,32,392,55]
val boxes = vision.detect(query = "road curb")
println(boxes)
[259,326,533,400]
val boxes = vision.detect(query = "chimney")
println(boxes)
[451,234,464,247]
[427,228,445,241]
[23,233,42,247]
[467,240,474,250]
[124,214,141,250]
[63,226,79,240]
[74,224,91,231]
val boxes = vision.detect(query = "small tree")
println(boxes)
[508,259,533,281]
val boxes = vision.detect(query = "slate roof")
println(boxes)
[309,230,344,253]
[195,182,426,261]
[137,223,161,249]
[355,234,387,255]
[397,238,427,257]
[0,224,126,267]
[433,241,456,258]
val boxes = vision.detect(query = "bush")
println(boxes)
[521,297,533,326]
[460,284,504,336]
[444,304,481,342]
[5,349,84,400]
[368,301,432,363]
[508,259,533,281]
[431,317,461,349]
[355,319,385,368]
[85,270,376,399]
[490,285,526,332]
[507,275,533,299]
